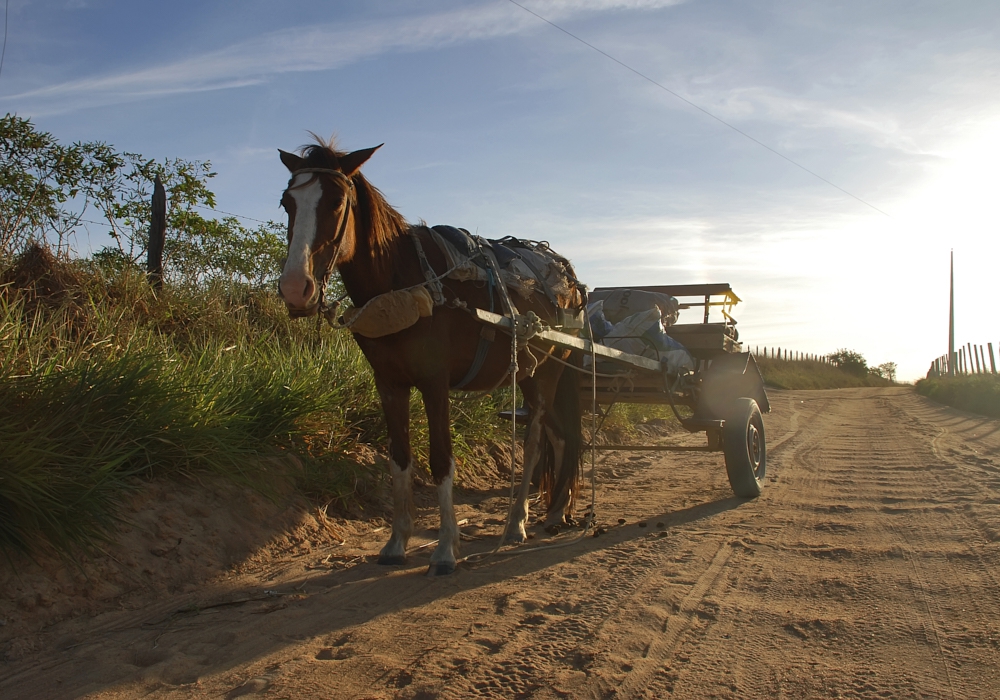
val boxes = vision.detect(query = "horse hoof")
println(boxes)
[429,562,456,576]
[377,554,406,566]
[504,531,526,544]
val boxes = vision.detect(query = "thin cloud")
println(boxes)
[7,0,683,113]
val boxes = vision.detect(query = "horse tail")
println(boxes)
[538,353,582,521]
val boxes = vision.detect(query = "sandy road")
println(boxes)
[3,386,1000,699]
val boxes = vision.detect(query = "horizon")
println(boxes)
[3,0,999,381]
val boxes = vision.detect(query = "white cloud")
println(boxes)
[7,0,684,113]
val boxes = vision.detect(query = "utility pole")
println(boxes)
[948,250,955,377]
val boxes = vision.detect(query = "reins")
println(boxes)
[285,168,356,322]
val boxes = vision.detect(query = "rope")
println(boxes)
[463,300,601,566]
[528,342,636,379]
[309,220,602,563]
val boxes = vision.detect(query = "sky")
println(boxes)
[3,0,1000,381]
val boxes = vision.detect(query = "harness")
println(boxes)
[284,167,356,319]
[281,169,578,389]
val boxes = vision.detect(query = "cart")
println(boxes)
[474,283,770,498]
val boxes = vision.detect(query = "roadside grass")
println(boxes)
[586,352,896,439]
[0,255,506,558]
[756,356,894,390]
[589,403,682,442]
[915,374,1000,419]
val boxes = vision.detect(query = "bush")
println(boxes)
[915,374,1000,418]
[828,348,868,377]
[1,114,286,286]
[756,355,894,390]
[0,253,507,557]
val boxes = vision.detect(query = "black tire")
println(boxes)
[722,398,766,498]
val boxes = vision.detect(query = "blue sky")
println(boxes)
[4,0,1000,380]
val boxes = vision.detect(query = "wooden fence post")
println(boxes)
[989,343,997,374]
[146,174,166,289]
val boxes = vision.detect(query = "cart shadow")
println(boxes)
[1,493,748,699]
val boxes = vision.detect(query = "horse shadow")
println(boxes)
[2,492,748,699]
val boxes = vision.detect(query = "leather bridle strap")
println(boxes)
[285,167,356,314]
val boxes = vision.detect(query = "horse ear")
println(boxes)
[339,144,383,176]
[279,149,305,172]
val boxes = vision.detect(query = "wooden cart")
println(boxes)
[475,283,770,498]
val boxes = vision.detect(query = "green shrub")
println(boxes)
[915,374,1000,418]
[756,356,894,390]
[0,256,506,557]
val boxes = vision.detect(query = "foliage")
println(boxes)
[871,361,897,382]
[1,114,118,255]
[1,113,285,287]
[915,374,1000,419]
[168,213,288,287]
[827,348,869,377]
[757,355,895,390]
[0,257,507,557]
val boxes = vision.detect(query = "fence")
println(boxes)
[752,347,830,363]
[928,342,998,377]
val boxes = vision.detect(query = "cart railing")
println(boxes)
[592,283,740,325]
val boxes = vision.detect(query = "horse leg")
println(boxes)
[505,377,547,543]
[420,379,460,576]
[541,421,568,530]
[541,362,582,529]
[376,382,415,566]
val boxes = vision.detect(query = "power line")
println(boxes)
[0,0,9,83]
[72,206,274,229]
[191,203,274,225]
[506,0,890,218]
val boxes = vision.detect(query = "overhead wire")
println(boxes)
[191,203,274,225]
[506,0,890,218]
[61,206,273,231]
[0,0,8,83]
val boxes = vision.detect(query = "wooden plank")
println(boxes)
[666,323,733,334]
[585,445,716,452]
[471,308,664,373]
[593,283,738,301]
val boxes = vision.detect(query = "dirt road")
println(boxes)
[3,386,1000,699]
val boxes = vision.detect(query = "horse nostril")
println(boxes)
[303,278,316,301]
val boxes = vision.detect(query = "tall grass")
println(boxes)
[755,356,894,390]
[0,259,506,557]
[915,374,1000,418]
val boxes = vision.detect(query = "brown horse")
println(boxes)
[276,137,585,575]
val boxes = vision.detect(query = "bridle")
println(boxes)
[282,167,355,318]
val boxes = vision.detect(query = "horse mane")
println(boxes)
[297,136,409,258]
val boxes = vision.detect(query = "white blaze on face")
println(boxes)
[279,174,324,308]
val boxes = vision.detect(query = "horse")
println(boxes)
[276,137,585,575]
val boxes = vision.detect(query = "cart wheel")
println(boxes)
[723,398,766,498]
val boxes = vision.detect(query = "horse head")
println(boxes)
[276,143,381,316]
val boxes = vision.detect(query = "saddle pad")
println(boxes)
[431,225,477,258]
[423,225,577,305]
